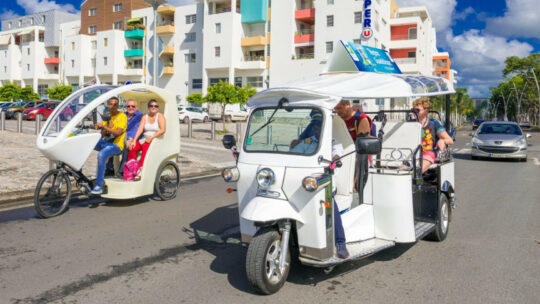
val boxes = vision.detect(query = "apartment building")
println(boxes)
[80,0,149,35]
[0,10,79,96]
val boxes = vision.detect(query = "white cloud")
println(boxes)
[167,0,197,6]
[454,7,475,20]
[486,0,540,38]
[15,0,78,14]
[0,9,20,21]
[394,0,457,31]
[444,30,533,96]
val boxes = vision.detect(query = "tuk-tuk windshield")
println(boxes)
[42,85,117,137]
[245,107,323,155]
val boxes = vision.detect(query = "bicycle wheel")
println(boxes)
[154,161,180,200]
[34,169,72,218]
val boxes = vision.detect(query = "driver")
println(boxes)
[91,97,127,194]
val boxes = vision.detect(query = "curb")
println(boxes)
[0,167,226,212]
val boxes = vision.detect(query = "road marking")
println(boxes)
[465,143,470,146]
[453,148,471,154]
[533,157,540,166]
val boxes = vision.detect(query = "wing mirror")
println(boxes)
[100,111,111,122]
[222,135,237,150]
[356,137,382,155]
[526,133,531,139]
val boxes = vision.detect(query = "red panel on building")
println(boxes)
[391,24,416,40]
[294,34,315,44]
[295,8,315,24]
[390,48,416,58]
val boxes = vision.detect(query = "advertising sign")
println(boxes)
[361,0,373,40]
[340,40,402,74]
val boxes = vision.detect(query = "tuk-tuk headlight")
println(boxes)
[221,167,240,182]
[302,177,318,192]
[256,168,275,188]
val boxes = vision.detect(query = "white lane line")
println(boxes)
[454,148,471,154]
[533,157,540,166]
[465,143,470,146]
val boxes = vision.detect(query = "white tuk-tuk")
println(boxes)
[221,71,456,294]
[34,84,181,218]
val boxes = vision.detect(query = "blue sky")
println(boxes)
[1,0,539,97]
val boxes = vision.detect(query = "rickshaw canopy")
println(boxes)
[246,72,455,110]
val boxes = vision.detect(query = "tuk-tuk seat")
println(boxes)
[372,121,422,171]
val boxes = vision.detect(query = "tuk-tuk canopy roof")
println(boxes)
[247,72,455,110]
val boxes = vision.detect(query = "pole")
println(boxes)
[16,113,23,133]
[153,7,158,86]
[35,114,42,135]
[445,94,451,132]
[0,111,5,131]
[211,121,216,141]
[188,119,192,138]
[236,122,241,142]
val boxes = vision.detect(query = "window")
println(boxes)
[408,27,417,39]
[37,84,48,96]
[215,47,220,57]
[215,23,221,34]
[327,15,334,27]
[71,42,75,50]
[407,51,416,58]
[42,15,46,23]
[353,39,361,45]
[113,3,123,12]
[4,51,6,57]
[71,60,74,68]
[27,48,30,55]
[209,78,228,86]
[4,66,6,73]
[104,57,108,66]
[113,21,122,29]
[192,79,202,89]
[27,64,30,71]
[91,58,96,68]
[30,18,34,25]
[234,76,242,87]
[186,14,196,24]
[89,25,97,34]
[184,53,196,63]
[39,34,44,42]
[247,76,263,88]
[91,40,97,49]
[185,32,196,42]
[18,20,22,27]
[8,22,11,29]
[104,38,108,47]
[354,12,362,24]
[326,41,333,53]
[89,8,97,16]
[327,0,334,4]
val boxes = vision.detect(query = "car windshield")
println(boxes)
[245,107,323,155]
[42,85,117,137]
[478,123,522,135]
[0,103,12,108]
[34,103,49,109]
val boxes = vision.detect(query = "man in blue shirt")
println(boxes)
[116,99,142,176]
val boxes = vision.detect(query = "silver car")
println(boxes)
[470,122,531,161]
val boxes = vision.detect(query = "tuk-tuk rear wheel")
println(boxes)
[246,227,290,295]
[154,161,180,201]
[34,169,72,218]
[426,194,450,242]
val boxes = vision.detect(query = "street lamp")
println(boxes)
[144,0,166,87]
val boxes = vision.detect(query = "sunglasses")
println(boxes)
[148,104,159,108]
[109,103,118,107]
[126,105,136,108]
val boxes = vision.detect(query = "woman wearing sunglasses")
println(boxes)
[128,99,167,179]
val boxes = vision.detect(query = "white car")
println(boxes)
[178,106,209,123]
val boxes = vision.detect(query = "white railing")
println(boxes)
[394,58,416,64]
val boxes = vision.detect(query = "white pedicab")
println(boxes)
[34,84,180,218]
[221,71,456,294]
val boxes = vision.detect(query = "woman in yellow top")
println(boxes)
[91,96,127,194]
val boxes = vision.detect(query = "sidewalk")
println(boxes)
[0,128,235,205]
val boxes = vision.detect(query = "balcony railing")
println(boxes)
[209,7,241,15]
[241,36,267,47]
[294,33,314,44]
[295,28,314,35]
[161,45,175,56]
[157,24,175,35]
[244,55,265,62]
[162,66,174,75]
[44,57,60,64]
[394,58,416,64]
[391,34,417,41]
[295,8,315,23]
[125,29,144,40]
[294,52,314,60]
[124,49,144,57]
[157,5,176,16]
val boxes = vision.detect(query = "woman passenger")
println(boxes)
[128,99,166,178]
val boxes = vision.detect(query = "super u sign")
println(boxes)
[361,0,373,40]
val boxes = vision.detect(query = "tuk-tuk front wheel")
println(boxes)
[34,169,72,218]
[427,194,450,242]
[246,228,290,295]
[154,161,180,200]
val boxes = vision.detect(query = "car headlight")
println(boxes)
[256,168,275,188]
[31,110,38,114]
[514,138,527,146]
[472,137,483,145]
[302,177,318,192]
[221,167,240,182]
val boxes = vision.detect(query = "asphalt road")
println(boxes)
[0,129,539,304]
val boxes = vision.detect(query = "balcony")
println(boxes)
[241,36,267,47]
[157,24,175,35]
[161,45,175,56]
[391,34,417,41]
[125,29,144,40]
[210,6,241,15]
[157,5,176,16]
[124,49,144,57]
[44,57,60,64]
[295,8,315,24]
[162,66,174,75]
[294,33,314,45]
[123,68,144,76]
[394,58,416,64]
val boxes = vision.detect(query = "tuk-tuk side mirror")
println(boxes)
[356,137,382,155]
[222,135,236,150]
[526,133,531,139]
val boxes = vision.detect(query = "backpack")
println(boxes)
[123,159,141,181]
[353,110,377,137]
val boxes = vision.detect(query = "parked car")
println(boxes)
[208,103,248,121]
[472,119,484,130]
[443,121,456,142]
[470,121,530,161]
[519,121,531,130]
[5,101,44,119]
[23,102,74,121]
[178,106,209,123]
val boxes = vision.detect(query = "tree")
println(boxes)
[19,86,39,100]
[0,83,21,101]
[46,83,73,101]
[205,81,255,130]
[186,93,205,104]
[503,54,540,125]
